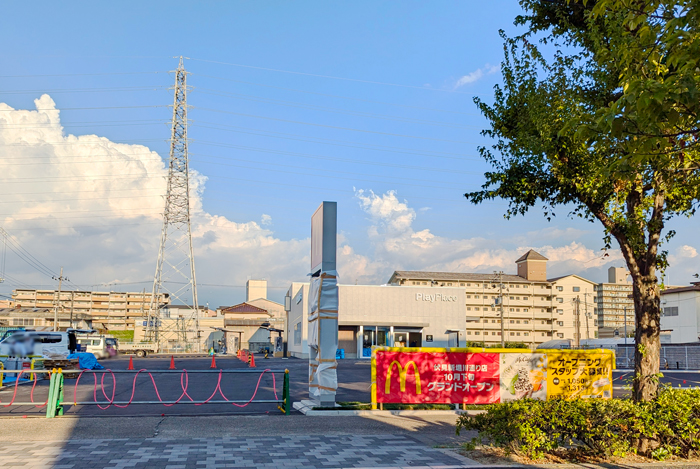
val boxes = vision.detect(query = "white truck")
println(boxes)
[116,341,159,358]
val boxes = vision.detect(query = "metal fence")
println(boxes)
[616,345,700,370]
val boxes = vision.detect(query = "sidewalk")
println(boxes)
[0,435,478,469]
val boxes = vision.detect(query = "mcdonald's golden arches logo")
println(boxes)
[385,360,421,394]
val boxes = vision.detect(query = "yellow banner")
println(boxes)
[544,351,614,399]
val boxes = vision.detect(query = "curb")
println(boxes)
[292,401,486,417]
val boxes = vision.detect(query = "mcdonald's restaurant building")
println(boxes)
[285,283,465,359]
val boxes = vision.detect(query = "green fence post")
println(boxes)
[46,371,56,419]
[55,371,65,416]
[284,369,290,415]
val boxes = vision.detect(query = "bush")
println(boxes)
[456,387,700,460]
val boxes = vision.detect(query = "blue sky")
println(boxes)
[0,1,697,306]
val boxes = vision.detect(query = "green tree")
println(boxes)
[466,0,700,403]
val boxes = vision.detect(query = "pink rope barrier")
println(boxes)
[73,368,279,409]
[0,371,50,408]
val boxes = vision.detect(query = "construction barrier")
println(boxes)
[371,347,615,409]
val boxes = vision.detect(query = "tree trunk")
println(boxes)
[632,272,661,402]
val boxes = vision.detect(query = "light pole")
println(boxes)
[623,306,627,346]
[52,267,68,331]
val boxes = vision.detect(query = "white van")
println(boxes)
[0,330,77,358]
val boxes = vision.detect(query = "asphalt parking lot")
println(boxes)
[0,355,371,417]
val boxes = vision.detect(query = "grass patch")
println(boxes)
[109,330,134,342]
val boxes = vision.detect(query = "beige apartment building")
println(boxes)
[595,266,635,338]
[11,289,169,331]
[387,250,596,348]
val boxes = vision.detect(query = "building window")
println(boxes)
[516,296,520,300]
[475,295,480,299]
[510,296,514,300]
[467,295,471,298]
[422,282,427,285]
[663,307,679,317]
[516,332,521,336]
[573,286,581,292]
[467,283,471,286]
[467,307,472,311]
[510,332,515,336]
[460,283,465,286]
[447,283,452,286]
[516,320,521,324]
[475,331,480,335]
[523,320,529,324]
[510,320,515,324]
[557,333,564,338]
[524,309,528,312]
[510,308,515,312]
[12,318,34,326]
[475,307,480,311]
[557,286,563,291]
[557,321,564,326]
[557,298,564,303]
[524,332,529,336]
[542,332,546,336]
[516,308,521,312]
[557,309,563,314]
[516,285,520,288]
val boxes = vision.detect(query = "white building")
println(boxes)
[660,282,700,343]
[285,283,466,359]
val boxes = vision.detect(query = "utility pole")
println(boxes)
[70,291,75,329]
[584,292,590,340]
[493,271,505,347]
[147,56,200,352]
[574,295,581,348]
[52,267,68,331]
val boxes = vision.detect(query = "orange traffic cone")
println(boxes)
[169,355,176,370]
[210,354,217,369]
[236,350,241,358]
[127,356,134,370]
[249,353,256,368]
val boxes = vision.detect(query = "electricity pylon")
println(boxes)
[146,56,200,351]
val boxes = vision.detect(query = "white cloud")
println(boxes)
[454,64,500,89]
[352,188,625,283]
[260,214,272,226]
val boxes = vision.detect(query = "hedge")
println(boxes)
[456,387,700,460]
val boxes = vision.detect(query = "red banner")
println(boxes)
[375,350,499,404]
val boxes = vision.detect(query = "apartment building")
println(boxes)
[387,250,596,348]
[594,266,635,338]
[11,289,169,330]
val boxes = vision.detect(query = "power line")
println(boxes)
[195,88,476,129]
[0,86,167,95]
[194,106,476,144]
[195,73,478,115]
[187,57,474,94]
[0,71,168,78]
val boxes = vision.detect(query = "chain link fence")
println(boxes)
[616,345,700,370]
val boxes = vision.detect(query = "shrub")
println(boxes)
[456,386,700,460]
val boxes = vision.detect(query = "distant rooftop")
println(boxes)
[390,271,532,283]
[515,250,548,263]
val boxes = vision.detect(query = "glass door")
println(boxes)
[362,327,375,357]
